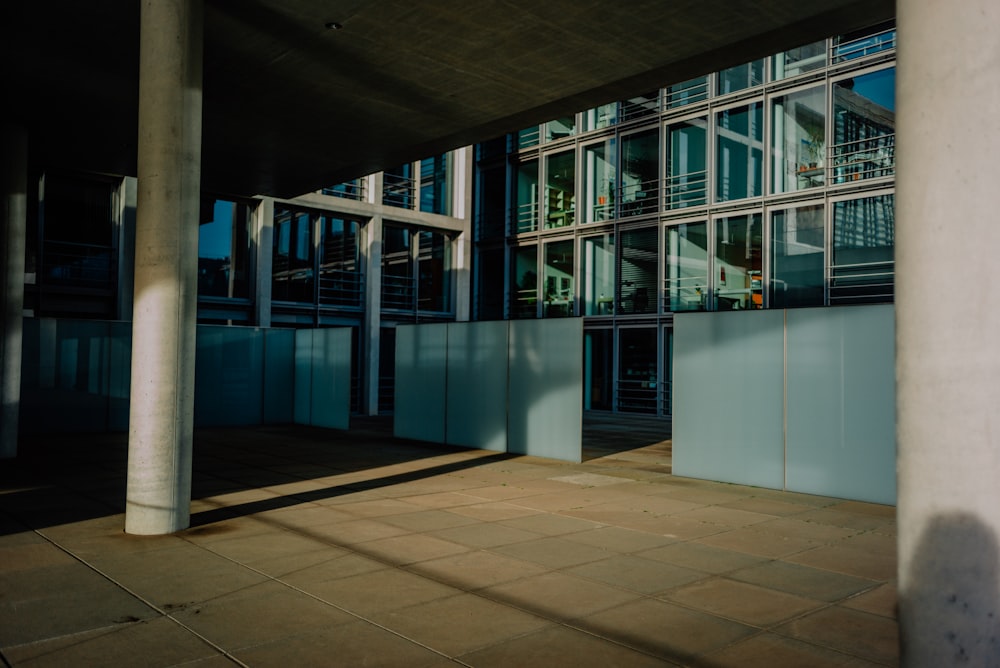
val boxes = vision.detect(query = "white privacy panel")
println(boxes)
[394,323,448,443]
[446,321,509,452]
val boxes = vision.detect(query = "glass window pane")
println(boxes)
[420,153,451,215]
[199,199,252,299]
[583,103,618,131]
[717,59,764,95]
[418,230,450,312]
[382,163,414,208]
[832,68,896,184]
[771,85,826,194]
[716,103,764,202]
[666,77,709,109]
[318,216,362,307]
[272,208,315,303]
[476,247,505,320]
[582,233,616,316]
[544,116,576,142]
[665,222,708,312]
[831,194,894,304]
[584,330,613,411]
[41,173,116,294]
[714,213,762,310]
[543,239,574,318]
[583,139,615,223]
[773,41,827,80]
[618,328,658,414]
[544,150,575,229]
[620,130,660,217]
[510,246,538,319]
[517,126,540,149]
[771,205,825,308]
[666,118,708,209]
[833,21,896,63]
[475,164,506,240]
[619,227,658,315]
[620,91,659,123]
[381,224,413,310]
[515,160,539,233]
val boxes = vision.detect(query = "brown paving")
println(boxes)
[0,415,899,666]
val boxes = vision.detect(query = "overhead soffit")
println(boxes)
[5,0,893,198]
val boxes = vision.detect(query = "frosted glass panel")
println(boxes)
[310,328,351,430]
[107,321,132,431]
[786,305,895,504]
[195,326,265,427]
[507,319,583,462]
[394,323,448,442]
[446,321,508,451]
[294,330,314,425]
[263,328,295,424]
[673,310,785,487]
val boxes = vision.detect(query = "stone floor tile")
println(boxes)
[675,506,779,527]
[787,543,897,581]
[718,497,816,518]
[492,536,611,569]
[701,631,884,667]
[458,623,674,667]
[794,508,895,532]
[566,554,706,594]
[752,517,861,543]
[431,522,543,549]
[202,529,333,565]
[397,491,490,508]
[778,605,900,665]
[378,508,480,532]
[497,513,604,536]
[2,616,221,667]
[664,577,824,627]
[577,598,756,662]
[302,568,456,616]
[333,497,425,518]
[407,550,547,590]
[637,541,769,575]
[695,527,819,558]
[842,582,898,619]
[828,501,896,518]
[560,525,676,553]
[359,532,470,565]
[729,560,878,602]
[611,514,726,540]
[280,552,390,588]
[251,503,356,528]
[304,517,411,545]
[171,581,355,650]
[482,571,642,620]
[233,619,454,667]
[444,501,542,522]
[371,593,551,656]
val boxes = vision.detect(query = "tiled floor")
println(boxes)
[0,416,898,666]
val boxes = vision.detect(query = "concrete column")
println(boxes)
[1,124,27,460]
[896,1,1000,664]
[453,147,473,322]
[125,0,203,535]
[254,198,274,327]
[363,208,383,416]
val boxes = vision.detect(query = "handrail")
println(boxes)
[832,27,896,63]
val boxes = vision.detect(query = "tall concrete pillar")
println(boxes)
[896,0,1000,664]
[453,147,473,322]
[363,204,383,416]
[125,0,203,535]
[1,125,27,460]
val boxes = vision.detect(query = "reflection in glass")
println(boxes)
[718,60,764,94]
[318,216,362,307]
[510,245,538,319]
[418,230,450,312]
[585,329,613,411]
[771,85,826,193]
[518,126,540,149]
[619,227,658,315]
[666,77,709,109]
[665,222,708,312]
[773,41,826,80]
[620,130,659,217]
[833,22,896,63]
[420,153,451,215]
[381,225,413,310]
[618,328,657,414]
[831,194,895,303]
[545,150,576,229]
[584,139,615,223]
[620,91,659,122]
[272,208,315,303]
[543,240,574,318]
[583,103,618,131]
[832,68,895,184]
[716,103,763,202]
[666,119,708,209]
[476,247,504,320]
[382,163,414,208]
[582,233,615,316]
[199,199,252,299]
[771,205,825,308]
[545,116,576,141]
[714,213,762,310]
[515,160,538,232]
[475,164,506,240]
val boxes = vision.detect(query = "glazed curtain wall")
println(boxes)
[672,304,895,505]
[19,319,351,432]
[394,319,584,462]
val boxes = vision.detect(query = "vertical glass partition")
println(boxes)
[832,68,896,184]
[770,205,825,308]
[272,208,315,303]
[417,230,450,313]
[619,227,658,315]
[515,160,539,233]
[544,150,576,229]
[664,222,708,312]
[583,139,615,223]
[771,86,826,194]
[666,118,708,209]
[618,327,658,414]
[714,213,762,310]
[620,130,660,217]
[716,103,764,202]
[773,41,826,79]
[510,245,538,318]
[543,239,574,317]
[582,233,615,316]
[198,198,252,299]
[318,216,362,307]
[718,59,764,95]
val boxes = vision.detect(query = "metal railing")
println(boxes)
[381,273,415,310]
[620,94,660,123]
[665,80,709,109]
[832,26,896,63]
[515,201,538,232]
[382,173,415,208]
[318,269,363,307]
[830,134,895,184]
[42,241,116,287]
[829,260,894,303]
[321,179,366,201]
[663,276,708,312]
[619,179,660,216]
[664,170,708,209]
[616,378,659,414]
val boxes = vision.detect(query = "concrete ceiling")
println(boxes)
[4,0,893,199]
